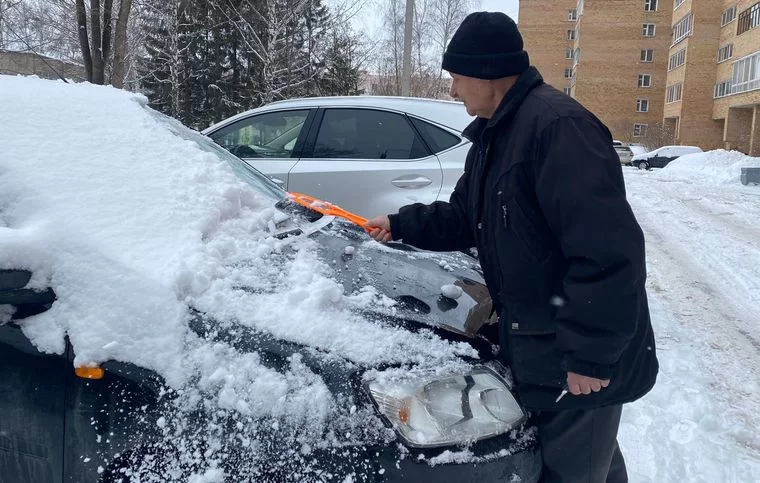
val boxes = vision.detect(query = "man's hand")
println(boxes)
[365,215,393,242]
[567,372,610,395]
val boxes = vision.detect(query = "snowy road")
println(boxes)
[619,167,760,482]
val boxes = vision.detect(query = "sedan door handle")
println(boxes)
[270,177,285,186]
[391,176,433,189]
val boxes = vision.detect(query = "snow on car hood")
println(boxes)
[0,76,477,422]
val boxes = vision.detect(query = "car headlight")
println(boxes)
[366,365,525,448]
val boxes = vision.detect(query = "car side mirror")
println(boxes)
[0,269,56,320]
[0,269,32,291]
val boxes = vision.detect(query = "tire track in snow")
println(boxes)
[628,177,760,354]
[625,174,760,457]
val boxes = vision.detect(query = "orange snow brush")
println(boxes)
[287,193,370,232]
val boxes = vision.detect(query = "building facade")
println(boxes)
[708,0,760,155]
[519,0,760,155]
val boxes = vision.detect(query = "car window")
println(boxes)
[209,110,310,159]
[313,109,428,160]
[409,117,461,153]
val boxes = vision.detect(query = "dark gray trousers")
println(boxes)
[535,404,628,483]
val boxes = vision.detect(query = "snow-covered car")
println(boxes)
[202,97,475,219]
[631,145,703,170]
[0,76,540,482]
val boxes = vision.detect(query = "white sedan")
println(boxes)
[202,97,475,218]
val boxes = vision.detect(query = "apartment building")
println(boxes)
[519,0,578,92]
[710,1,760,155]
[520,0,674,143]
[520,1,760,154]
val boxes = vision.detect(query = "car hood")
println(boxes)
[313,222,493,338]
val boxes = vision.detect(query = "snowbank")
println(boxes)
[653,149,760,185]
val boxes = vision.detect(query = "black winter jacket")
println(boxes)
[388,67,658,410]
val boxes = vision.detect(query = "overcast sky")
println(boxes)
[482,0,519,19]
[347,0,520,37]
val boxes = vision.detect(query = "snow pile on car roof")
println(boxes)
[0,76,476,423]
[654,149,760,185]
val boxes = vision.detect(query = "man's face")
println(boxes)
[449,73,493,118]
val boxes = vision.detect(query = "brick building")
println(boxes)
[519,0,760,155]
[703,0,760,155]
[520,0,674,145]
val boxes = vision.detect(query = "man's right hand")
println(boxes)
[365,215,393,242]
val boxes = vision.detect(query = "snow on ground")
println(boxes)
[620,153,760,482]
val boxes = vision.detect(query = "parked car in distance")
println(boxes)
[631,145,703,170]
[202,97,475,218]
[615,145,634,165]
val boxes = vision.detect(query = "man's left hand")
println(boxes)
[567,372,610,395]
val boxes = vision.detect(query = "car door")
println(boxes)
[652,147,672,168]
[408,116,469,200]
[0,271,64,483]
[289,108,443,218]
[206,109,314,189]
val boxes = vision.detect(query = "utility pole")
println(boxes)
[401,0,414,97]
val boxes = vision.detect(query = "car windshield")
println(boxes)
[148,109,286,201]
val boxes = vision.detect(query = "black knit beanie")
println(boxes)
[442,12,530,80]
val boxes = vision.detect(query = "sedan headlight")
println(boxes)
[367,365,525,448]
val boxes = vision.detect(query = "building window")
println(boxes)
[645,0,658,12]
[672,13,693,45]
[641,49,654,62]
[718,44,734,63]
[566,48,574,59]
[737,3,760,35]
[674,0,685,9]
[666,83,683,103]
[722,6,737,26]
[564,87,572,96]
[714,81,732,98]
[731,50,760,93]
[567,29,577,40]
[638,74,652,87]
[574,48,581,65]
[642,23,656,37]
[565,68,573,79]
[568,9,577,21]
[669,48,686,70]
[633,124,648,137]
[636,99,650,112]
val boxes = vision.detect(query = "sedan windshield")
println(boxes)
[148,109,287,201]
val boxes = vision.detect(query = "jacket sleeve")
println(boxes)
[387,167,475,252]
[533,116,647,380]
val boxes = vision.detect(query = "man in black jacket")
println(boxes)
[366,12,658,483]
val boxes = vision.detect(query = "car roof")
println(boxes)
[202,96,475,135]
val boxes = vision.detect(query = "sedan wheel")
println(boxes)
[638,161,649,170]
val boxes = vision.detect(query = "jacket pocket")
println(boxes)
[506,319,566,388]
